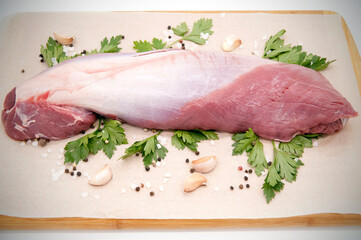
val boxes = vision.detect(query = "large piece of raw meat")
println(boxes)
[1,50,358,142]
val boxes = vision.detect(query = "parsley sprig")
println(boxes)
[263,29,335,71]
[133,18,213,52]
[64,118,127,164]
[40,35,123,67]
[232,128,320,203]
[232,128,268,176]
[121,132,168,167]
[172,130,219,152]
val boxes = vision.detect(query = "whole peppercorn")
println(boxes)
[157,157,161,162]
[136,153,140,157]
[239,184,244,189]
[70,172,74,176]
[83,158,88,162]
[73,166,77,171]
[145,166,150,171]
[167,25,171,30]
[246,184,250,188]
[38,139,47,147]
[238,166,243,171]
[230,186,234,190]
[245,170,248,173]
[195,151,200,155]
[249,169,253,174]
[21,69,25,73]
[190,168,195,173]
[185,158,189,163]
[268,161,272,166]
[77,171,81,177]
[150,191,155,196]
[121,35,125,39]
[65,169,69,174]
[135,187,140,192]
[244,176,248,181]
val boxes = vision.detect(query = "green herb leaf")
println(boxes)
[279,134,320,157]
[263,29,335,71]
[133,40,153,52]
[182,18,213,45]
[172,130,219,152]
[262,180,284,203]
[98,35,123,53]
[121,132,168,167]
[172,22,189,36]
[152,38,166,50]
[231,128,258,156]
[64,118,127,164]
[247,139,268,176]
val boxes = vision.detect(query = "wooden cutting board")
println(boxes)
[0,10,360,230]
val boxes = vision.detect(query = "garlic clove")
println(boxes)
[222,34,242,52]
[191,155,217,173]
[183,173,207,192]
[88,164,112,186]
[53,32,75,45]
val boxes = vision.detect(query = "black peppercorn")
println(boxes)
[168,36,171,39]
[40,59,44,62]
[90,124,95,129]
[73,166,76,171]
[39,54,43,58]
[69,43,73,47]
[83,158,88,162]
[77,171,81,176]
[195,151,200,155]
[150,191,155,196]
[244,176,248,181]
[181,43,185,47]
[249,169,253,174]
[246,184,250,188]
[190,168,195,173]
[65,169,69,173]
[230,186,234,190]
[157,157,161,162]
[70,172,74,176]
[145,166,150,171]
[268,161,272,166]
[21,69,25,73]
[121,35,125,39]
[135,187,140,192]
[245,170,248,173]
[136,153,140,157]
[239,184,243,189]
[80,130,86,134]
[167,25,171,30]
[185,158,189,163]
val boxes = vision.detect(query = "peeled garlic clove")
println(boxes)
[192,155,217,173]
[183,173,207,192]
[88,164,112,186]
[222,34,242,52]
[53,32,75,45]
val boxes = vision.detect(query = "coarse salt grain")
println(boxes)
[254,41,258,49]
[131,184,137,190]
[164,173,171,178]
[261,171,266,176]
[210,140,215,146]
[20,142,26,147]
[159,185,164,192]
[156,161,161,167]
[59,148,64,154]
[47,148,52,153]
[156,143,162,149]
[68,46,74,51]
[81,192,88,198]
[57,154,63,159]
[163,178,169,184]
[145,182,151,189]
[72,175,77,180]
[41,153,48,158]
[94,195,100,200]
[262,35,267,40]
[214,187,219,191]
[313,141,319,147]
[57,161,62,166]
[27,140,32,144]
[161,161,166,167]
[121,188,126,193]
[84,172,89,177]
[298,42,303,46]
[32,141,38,147]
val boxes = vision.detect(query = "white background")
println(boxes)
[0,0,360,239]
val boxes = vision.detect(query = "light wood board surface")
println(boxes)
[0,10,360,230]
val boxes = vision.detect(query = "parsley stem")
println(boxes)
[167,39,181,48]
